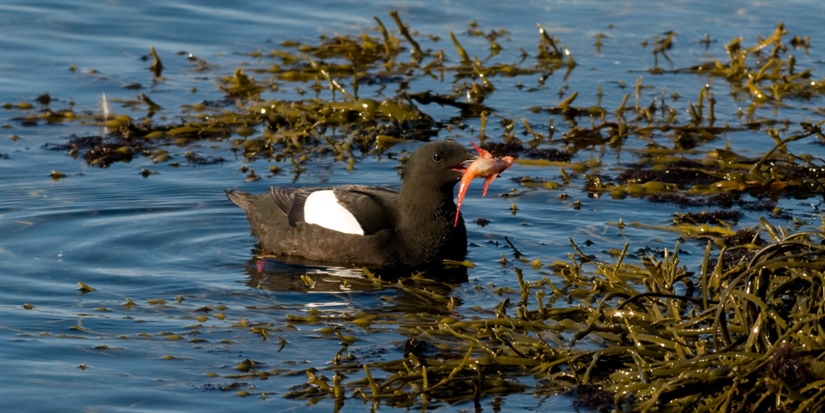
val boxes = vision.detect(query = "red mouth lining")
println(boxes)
[451,157,477,172]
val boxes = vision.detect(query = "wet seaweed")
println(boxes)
[184,152,225,166]
[673,210,744,226]
[14,15,821,203]
[12,11,825,413]
[39,216,821,411]
[202,219,822,412]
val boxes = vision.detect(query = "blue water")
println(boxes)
[1,1,823,412]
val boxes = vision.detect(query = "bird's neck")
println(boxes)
[397,185,456,220]
[395,185,466,265]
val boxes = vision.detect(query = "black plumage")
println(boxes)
[227,140,476,268]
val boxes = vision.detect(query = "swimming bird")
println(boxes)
[227,140,477,268]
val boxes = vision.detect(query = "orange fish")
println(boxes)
[454,142,515,226]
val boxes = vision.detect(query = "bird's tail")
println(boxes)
[225,189,256,210]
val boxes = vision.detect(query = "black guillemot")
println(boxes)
[226,140,477,268]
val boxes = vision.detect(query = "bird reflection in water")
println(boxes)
[242,250,468,314]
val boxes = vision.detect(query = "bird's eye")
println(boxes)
[432,152,443,162]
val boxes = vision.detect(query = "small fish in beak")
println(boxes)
[454,141,515,226]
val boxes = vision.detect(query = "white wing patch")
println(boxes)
[303,190,365,235]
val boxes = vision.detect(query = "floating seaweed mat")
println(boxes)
[236,219,823,412]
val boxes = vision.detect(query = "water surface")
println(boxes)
[1,1,823,412]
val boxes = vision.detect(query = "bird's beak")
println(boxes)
[451,156,477,172]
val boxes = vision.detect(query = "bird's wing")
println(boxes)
[269,187,299,215]
[332,186,397,235]
[268,186,398,235]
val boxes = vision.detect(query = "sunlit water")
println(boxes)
[1,1,823,412]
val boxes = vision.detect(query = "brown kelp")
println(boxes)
[13,18,820,204]
[5,10,825,412]
[219,220,823,412]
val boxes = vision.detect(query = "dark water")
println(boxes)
[1,1,823,412]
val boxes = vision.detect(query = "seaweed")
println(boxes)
[9,11,825,412]
[209,220,824,412]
